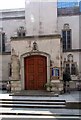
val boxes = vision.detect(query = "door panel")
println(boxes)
[24,55,47,90]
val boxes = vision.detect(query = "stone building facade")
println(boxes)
[0,0,81,92]
[11,34,63,91]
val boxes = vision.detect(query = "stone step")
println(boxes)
[0,112,80,117]
[0,101,65,105]
[9,90,59,97]
[0,103,66,108]
[1,98,66,108]
[0,109,81,119]
[0,108,80,116]
[1,115,81,120]
[1,98,66,102]
[0,107,79,113]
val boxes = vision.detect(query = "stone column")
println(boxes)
[11,52,21,91]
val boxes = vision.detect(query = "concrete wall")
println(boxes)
[2,55,11,81]
[25,0,57,36]
[0,9,25,18]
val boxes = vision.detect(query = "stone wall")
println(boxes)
[11,35,63,92]
[11,52,21,91]
[2,54,11,81]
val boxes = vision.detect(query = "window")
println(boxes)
[65,63,70,74]
[71,64,76,75]
[65,63,76,75]
[64,54,77,75]
[62,24,71,51]
[0,33,5,53]
[62,29,71,51]
[23,32,25,37]
[17,32,25,37]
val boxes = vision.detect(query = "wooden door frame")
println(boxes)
[20,51,50,90]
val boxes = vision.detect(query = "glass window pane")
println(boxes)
[65,64,70,74]
[62,31,66,36]
[67,45,71,49]
[23,32,25,36]
[71,64,76,75]
[62,30,67,50]
[67,31,71,36]
[67,30,71,50]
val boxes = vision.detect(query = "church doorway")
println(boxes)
[24,55,47,90]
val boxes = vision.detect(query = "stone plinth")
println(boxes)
[51,80,63,93]
[11,80,21,91]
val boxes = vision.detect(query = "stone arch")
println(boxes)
[67,54,73,62]
[20,51,51,90]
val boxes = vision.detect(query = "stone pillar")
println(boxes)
[11,51,21,91]
[11,54,20,80]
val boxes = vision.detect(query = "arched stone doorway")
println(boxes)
[24,55,47,90]
[20,51,50,90]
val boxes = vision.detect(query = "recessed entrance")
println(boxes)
[24,55,47,90]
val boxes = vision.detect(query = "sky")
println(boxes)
[0,0,25,10]
[0,0,80,10]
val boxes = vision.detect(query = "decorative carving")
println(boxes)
[32,41,38,51]
[12,48,16,55]
[67,54,73,62]
[63,23,70,30]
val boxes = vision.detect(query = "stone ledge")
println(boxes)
[66,101,81,109]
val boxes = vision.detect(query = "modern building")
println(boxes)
[0,0,81,92]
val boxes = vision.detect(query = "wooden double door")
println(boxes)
[24,55,47,90]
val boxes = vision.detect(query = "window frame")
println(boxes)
[64,62,77,75]
[62,29,72,51]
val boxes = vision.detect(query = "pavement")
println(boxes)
[0,90,81,102]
